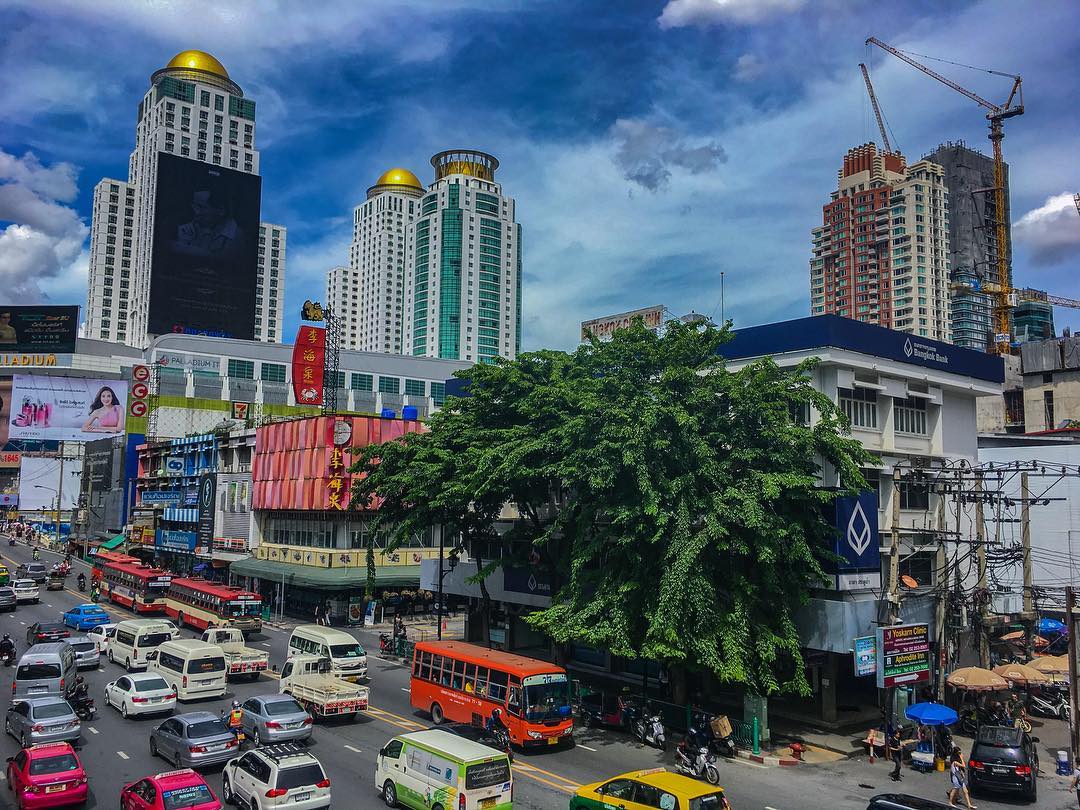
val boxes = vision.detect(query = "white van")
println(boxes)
[375,729,512,810]
[109,619,176,671]
[146,639,227,701]
[287,625,367,681]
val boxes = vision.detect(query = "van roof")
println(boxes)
[116,618,173,629]
[21,643,70,657]
[160,639,223,653]
[396,729,511,764]
[292,624,358,642]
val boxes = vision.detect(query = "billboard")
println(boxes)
[581,305,664,341]
[196,473,216,548]
[829,491,882,591]
[9,375,128,442]
[84,439,115,488]
[291,325,325,405]
[0,306,78,354]
[148,153,261,340]
[875,623,931,689]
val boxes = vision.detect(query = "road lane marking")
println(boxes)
[512,763,580,793]
[513,761,581,788]
[117,751,129,759]
[400,687,409,692]
[259,642,272,647]
[577,744,597,751]
[344,744,362,753]
[88,727,99,735]
[18,621,24,625]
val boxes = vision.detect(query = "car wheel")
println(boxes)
[125,657,131,671]
[249,798,259,810]
[149,738,158,758]
[108,649,114,664]
[222,775,235,805]
[382,780,398,807]
[430,702,444,724]
[121,703,129,719]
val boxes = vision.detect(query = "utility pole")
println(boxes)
[934,487,949,700]
[1021,472,1034,655]
[1067,586,1078,761]
[975,474,989,667]
[886,468,903,725]
[55,441,64,551]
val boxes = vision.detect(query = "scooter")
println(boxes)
[686,711,736,758]
[633,708,667,751]
[73,695,95,721]
[1029,689,1070,721]
[77,575,86,593]
[7,538,13,547]
[674,741,720,785]
[1,648,15,667]
[379,633,394,655]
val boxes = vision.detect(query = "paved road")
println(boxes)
[0,540,1076,809]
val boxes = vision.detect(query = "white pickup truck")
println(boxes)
[279,655,369,720]
[199,627,270,681]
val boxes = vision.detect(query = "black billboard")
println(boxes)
[196,473,216,549]
[84,438,115,489]
[0,306,78,354]
[148,154,261,340]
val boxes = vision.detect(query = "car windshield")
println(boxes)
[69,642,94,653]
[29,753,79,776]
[33,702,73,719]
[135,677,170,692]
[186,719,228,738]
[972,742,1025,763]
[329,643,365,659]
[162,783,215,809]
[264,698,304,716]
[14,580,34,588]
[38,624,65,633]
[275,762,324,790]
[0,588,13,596]
[465,759,511,789]
[16,663,60,679]
[523,676,571,720]
[186,656,225,674]
[690,794,728,810]
[136,632,171,648]
[82,608,107,617]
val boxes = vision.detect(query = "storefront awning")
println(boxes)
[229,557,421,590]
[99,534,126,550]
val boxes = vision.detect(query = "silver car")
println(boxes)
[150,711,239,769]
[5,697,81,747]
[0,586,16,611]
[65,635,100,670]
[240,694,313,745]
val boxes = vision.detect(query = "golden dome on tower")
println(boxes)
[165,50,230,79]
[374,168,423,190]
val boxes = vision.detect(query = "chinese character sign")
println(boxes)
[326,445,350,510]
[291,325,326,405]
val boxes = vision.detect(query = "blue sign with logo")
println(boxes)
[156,529,196,552]
[502,566,553,598]
[854,635,878,677]
[142,491,183,505]
[831,490,881,591]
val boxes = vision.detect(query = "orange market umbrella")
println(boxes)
[946,666,1009,692]
[1029,655,1070,675]
[992,662,1049,686]
[1000,631,1049,649]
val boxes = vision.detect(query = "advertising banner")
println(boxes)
[875,623,931,688]
[9,375,128,442]
[854,635,877,677]
[581,305,664,341]
[84,439,114,488]
[196,473,216,548]
[0,378,11,448]
[0,306,78,354]
[830,490,881,591]
[156,529,196,553]
[148,154,261,339]
[0,451,19,469]
[141,491,182,505]
[502,565,554,597]
[291,325,325,405]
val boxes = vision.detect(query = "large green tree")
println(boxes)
[352,320,874,695]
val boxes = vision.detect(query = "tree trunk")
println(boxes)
[474,552,493,648]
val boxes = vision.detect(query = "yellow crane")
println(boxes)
[866,37,1023,354]
[859,63,898,155]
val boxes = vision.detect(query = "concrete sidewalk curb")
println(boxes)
[736,748,801,767]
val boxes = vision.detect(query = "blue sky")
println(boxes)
[1,0,1079,349]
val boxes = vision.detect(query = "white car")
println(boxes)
[104,672,177,718]
[86,623,117,652]
[11,579,39,604]
[222,743,330,809]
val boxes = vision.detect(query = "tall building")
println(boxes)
[924,141,1011,351]
[326,169,424,352]
[403,150,522,363]
[810,143,951,341]
[85,50,285,347]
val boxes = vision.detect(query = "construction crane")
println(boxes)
[866,37,1023,355]
[859,63,897,154]
[1074,193,1080,217]
[1017,288,1080,310]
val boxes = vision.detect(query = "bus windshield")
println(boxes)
[226,600,261,617]
[523,674,571,721]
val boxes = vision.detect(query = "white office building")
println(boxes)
[326,169,424,352]
[85,50,285,347]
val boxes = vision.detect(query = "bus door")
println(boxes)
[506,677,523,741]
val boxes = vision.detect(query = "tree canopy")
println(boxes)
[351,319,874,695]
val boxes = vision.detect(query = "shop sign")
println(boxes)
[164,456,184,475]
[876,623,931,688]
[502,565,553,597]
[326,446,350,511]
[0,452,20,468]
[0,354,61,367]
[141,491,182,505]
[854,635,877,677]
[291,325,325,405]
[132,365,151,382]
[156,529,196,552]
[231,401,251,420]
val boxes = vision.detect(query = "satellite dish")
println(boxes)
[901,575,919,589]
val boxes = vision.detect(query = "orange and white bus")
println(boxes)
[99,559,172,614]
[90,550,140,584]
[164,578,262,633]
[410,640,574,748]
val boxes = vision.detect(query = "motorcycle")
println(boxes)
[633,708,667,751]
[1029,688,1070,721]
[32,548,39,561]
[687,711,737,758]
[73,695,95,721]
[674,741,720,785]
[1,647,15,667]
[379,633,394,655]
[7,538,13,547]
[77,575,86,593]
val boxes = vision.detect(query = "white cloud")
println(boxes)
[658,0,805,28]
[733,53,764,82]
[1014,193,1080,266]
[610,119,727,192]
[0,150,89,303]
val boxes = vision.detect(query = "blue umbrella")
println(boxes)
[905,702,958,727]
[1039,618,1067,635]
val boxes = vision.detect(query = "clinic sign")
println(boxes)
[876,623,931,688]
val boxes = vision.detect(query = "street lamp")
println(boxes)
[34,485,59,549]
[437,543,459,642]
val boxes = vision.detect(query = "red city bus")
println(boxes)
[411,640,574,748]
[164,578,262,632]
[98,559,172,613]
[90,550,140,583]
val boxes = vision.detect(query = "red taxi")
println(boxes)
[5,742,88,809]
[121,768,221,810]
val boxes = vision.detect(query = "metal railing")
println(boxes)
[732,716,760,755]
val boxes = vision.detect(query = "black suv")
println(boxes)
[967,725,1039,802]
[25,621,70,646]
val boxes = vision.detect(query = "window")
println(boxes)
[839,387,878,429]
[899,481,930,510]
[1044,390,1055,428]
[378,376,400,395]
[894,397,927,435]
[261,363,286,383]
[350,373,373,391]
[404,379,425,397]
[227,359,255,379]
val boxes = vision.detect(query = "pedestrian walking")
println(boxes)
[947,745,976,808]
[323,599,333,626]
[313,602,322,626]
[888,727,915,782]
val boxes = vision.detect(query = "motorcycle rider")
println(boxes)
[32,547,39,561]
[72,675,90,712]
[77,572,86,591]
[0,634,15,663]
[226,700,245,740]
[486,707,509,740]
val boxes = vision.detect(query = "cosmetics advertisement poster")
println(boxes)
[0,379,10,448]
[9,375,128,442]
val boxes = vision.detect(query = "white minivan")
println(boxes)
[375,729,512,810]
[146,639,228,701]
[287,625,367,681]
[109,619,176,671]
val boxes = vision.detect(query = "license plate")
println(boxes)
[481,799,496,810]
[294,792,310,802]
[30,686,46,693]
[287,722,302,729]
[992,766,1009,774]
[547,736,559,745]
[45,784,66,793]
[207,743,225,752]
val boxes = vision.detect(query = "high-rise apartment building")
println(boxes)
[326,169,424,352]
[810,143,951,341]
[923,141,1011,351]
[85,50,285,346]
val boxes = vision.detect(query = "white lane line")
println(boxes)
[344,744,362,753]
[88,727,100,735]
[45,604,52,608]
[18,621,25,625]
[577,744,597,752]
[259,642,272,647]
[400,687,410,693]
[117,751,129,760]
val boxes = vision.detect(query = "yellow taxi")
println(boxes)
[0,563,8,586]
[569,768,731,810]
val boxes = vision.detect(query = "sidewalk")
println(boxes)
[261,611,466,640]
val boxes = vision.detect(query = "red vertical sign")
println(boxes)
[292,325,326,406]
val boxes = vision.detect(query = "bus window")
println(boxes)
[507,683,522,717]
[474,666,489,696]
[488,669,508,702]
[451,658,465,691]
[418,652,431,680]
